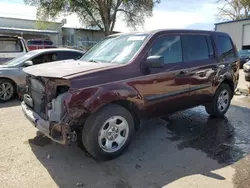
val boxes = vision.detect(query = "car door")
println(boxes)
[135,34,191,117]
[182,34,218,106]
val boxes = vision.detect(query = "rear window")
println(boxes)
[0,39,23,52]
[217,36,235,60]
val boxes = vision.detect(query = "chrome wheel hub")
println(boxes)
[0,82,13,101]
[217,89,229,112]
[107,126,119,140]
[98,116,129,153]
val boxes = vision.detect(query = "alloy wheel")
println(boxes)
[0,82,14,101]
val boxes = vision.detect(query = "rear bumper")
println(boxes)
[21,101,69,144]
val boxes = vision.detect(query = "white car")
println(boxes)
[0,35,28,64]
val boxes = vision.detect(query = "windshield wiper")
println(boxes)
[88,59,102,63]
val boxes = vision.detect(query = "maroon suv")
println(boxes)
[21,29,240,160]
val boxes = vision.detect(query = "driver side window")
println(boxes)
[31,53,57,65]
[31,54,44,65]
[148,35,182,64]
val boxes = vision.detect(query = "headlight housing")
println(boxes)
[244,63,250,70]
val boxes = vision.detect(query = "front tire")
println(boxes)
[81,104,135,160]
[205,83,232,117]
[0,79,15,102]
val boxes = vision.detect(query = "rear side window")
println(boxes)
[57,51,83,60]
[148,35,182,64]
[0,39,23,52]
[182,35,210,61]
[28,40,43,45]
[217,36,235,60]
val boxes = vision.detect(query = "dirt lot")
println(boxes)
[0,70,250,188]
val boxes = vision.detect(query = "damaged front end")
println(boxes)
[22,75,87,144]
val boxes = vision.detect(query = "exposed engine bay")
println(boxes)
[22,74,79,144]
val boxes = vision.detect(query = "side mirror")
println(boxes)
[23,60,33,67]
[145,56,164,68]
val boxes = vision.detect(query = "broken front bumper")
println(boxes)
[21,101,69,144]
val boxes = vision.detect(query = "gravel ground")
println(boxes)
[0,70,250,188]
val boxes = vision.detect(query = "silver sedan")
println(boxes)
[0,48,84,102]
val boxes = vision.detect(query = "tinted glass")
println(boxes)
[31,52,57,65]
[182,35,209,61]
[217,36,235,60]
[57,51,83,60]
[148,35,182,64]
[206,36,214,58]
[31,54,44,65]
[44,40,53,45]
[31,40,43,45]
[67,52,83,59]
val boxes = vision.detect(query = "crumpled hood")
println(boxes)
[23,60,116,78]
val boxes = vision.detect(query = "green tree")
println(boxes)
[217,0,250,21]
[24,0,161,36]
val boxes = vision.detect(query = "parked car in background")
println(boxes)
[243,60,250,81]
[0,48,84,102]
[239,49,250,68]
[21,30,239,160]
[0,35,28,64]
[27,39,56,51]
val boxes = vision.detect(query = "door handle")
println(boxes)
[176,71,189,77]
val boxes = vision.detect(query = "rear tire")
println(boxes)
[205,83,232,118]
[81,104,135,161]
[0,79,15,102]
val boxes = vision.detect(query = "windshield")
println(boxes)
[239,50,250,57]
[4,51,38,66]
[81,34,149,64]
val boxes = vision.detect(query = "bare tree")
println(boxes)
[24,0,161,36]
[217,0,250,20]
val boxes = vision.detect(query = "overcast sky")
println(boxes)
[0,0,220,31]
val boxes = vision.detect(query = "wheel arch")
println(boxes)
[110,99,141,130]
[219,79,234,98]
[0,77,17,91]
[87,99,141,131]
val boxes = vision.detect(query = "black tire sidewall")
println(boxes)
[0,79,15,102]
[82,104,134,160]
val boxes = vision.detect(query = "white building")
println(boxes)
[0,17,62,45]
[0,16,114,48]
[215,18,250,50]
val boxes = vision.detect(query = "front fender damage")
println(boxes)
[47,93,90,145]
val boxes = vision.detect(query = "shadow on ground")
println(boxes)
[28,104,250,188]
[0,99,20,109]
